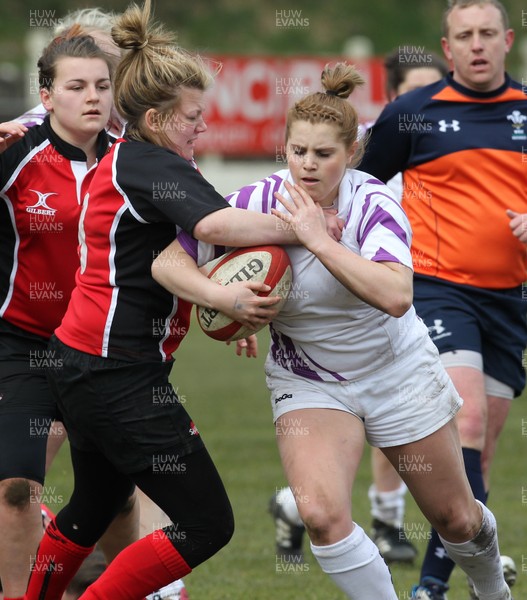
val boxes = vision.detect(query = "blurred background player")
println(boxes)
[268,45,449,566]
[367,46,449,565]
[360,1,525,598]
[16,8,124,137]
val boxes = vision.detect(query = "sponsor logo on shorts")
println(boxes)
[275,393,293,404]
[189,421,199,436]
[427,318,452,341]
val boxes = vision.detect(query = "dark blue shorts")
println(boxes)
[46,335,204,474]
[0,319,61,482]
[413,275,527,397]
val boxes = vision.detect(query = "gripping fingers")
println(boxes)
[273,192,294,214]
[271,207,291,223]
[246,296,282,322]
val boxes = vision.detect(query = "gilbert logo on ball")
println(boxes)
[196,245,292,342]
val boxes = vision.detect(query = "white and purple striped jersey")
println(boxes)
[179,168,429,382]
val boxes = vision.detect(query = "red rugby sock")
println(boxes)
[79,530,191,599]
[24,518,94,600]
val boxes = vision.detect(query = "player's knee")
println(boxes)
[430,501,478,541]
[169,506,234,565]
[457,415,486,448]
[457,395,487,430]
[205,505,235,552]
[0,477,36,509]
[301,503,343,543]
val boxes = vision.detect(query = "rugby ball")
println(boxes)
[196,245,292,342]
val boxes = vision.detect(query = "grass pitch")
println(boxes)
[46,318,527,599]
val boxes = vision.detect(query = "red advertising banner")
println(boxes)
[196,55,386,158]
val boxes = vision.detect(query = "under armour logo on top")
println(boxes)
[438,119,460,132]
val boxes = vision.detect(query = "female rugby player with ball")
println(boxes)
[152,63,512,600]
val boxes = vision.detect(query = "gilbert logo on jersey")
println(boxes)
[25,190,57,216]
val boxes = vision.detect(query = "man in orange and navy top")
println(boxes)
[360,1,526,598]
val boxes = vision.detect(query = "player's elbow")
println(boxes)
[193,208,230,243]
[385,291,412,318]
[381,266,413,318]
[151,254,175,292]
[151,262,168,290]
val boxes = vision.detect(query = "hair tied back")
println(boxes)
[122,38,149,50]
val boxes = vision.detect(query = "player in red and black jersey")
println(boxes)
[0,31,115,600]
[360,1,524,597]
[23,1,315,598]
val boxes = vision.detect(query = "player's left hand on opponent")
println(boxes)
[506,209,527,244]
[0,121,28,154]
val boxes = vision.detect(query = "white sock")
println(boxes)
[310,523,398,599]
[146,579,186,599]
[439,502,509,600]
[276,486,304,526]
[368,482,407,527]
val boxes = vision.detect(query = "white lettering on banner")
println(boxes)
[199,122,255,146]
[208,59,283,121]
[287,61,323,100]
[241,60,280,121]
[210,59,241,119]
[199,56,385,156]
[261,121,286,150]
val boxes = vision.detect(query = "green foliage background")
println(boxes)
[1,0,526,71]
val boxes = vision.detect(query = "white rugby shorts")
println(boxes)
[265,338,462,448]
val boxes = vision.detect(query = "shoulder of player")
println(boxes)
[249,168,290,190]
[15,103,47,128]
[0,122,51,185]
[227,168,289,206]
[505,76,527,100]
[346,172,410,240]
[383,79,447,117]
[346,169,402,211]
[110,140,223,210]
[113,140,201,182]
[116,140,200,172]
